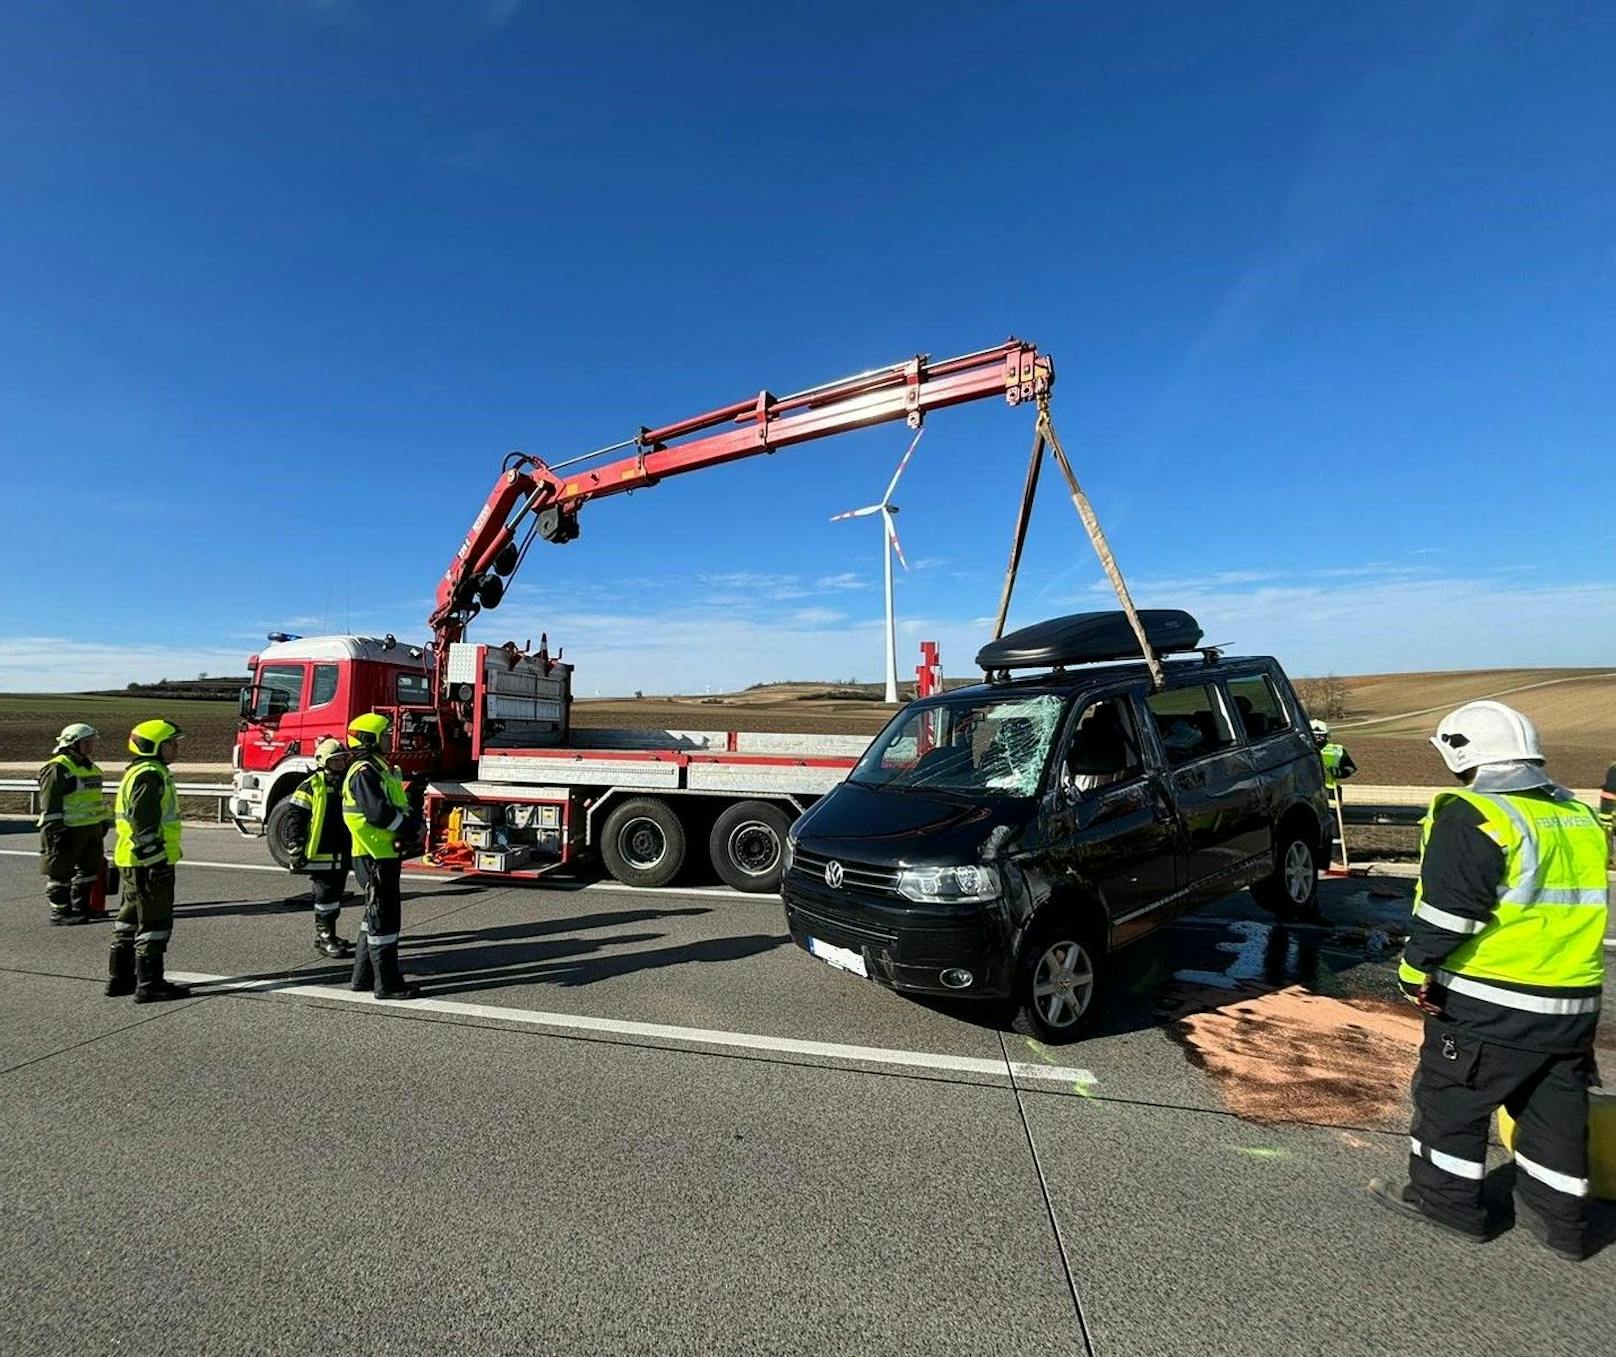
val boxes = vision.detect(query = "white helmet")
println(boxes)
[56,722,98,749]
[1309,719,1330,739]
[1430,701,1543,775]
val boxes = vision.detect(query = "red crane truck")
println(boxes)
[230,339,1053,893]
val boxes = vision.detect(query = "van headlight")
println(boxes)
[896,864,1001,903]
[782,834,797,873]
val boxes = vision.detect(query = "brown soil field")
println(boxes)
[1327,669,1615,787]
[1,694,245,765]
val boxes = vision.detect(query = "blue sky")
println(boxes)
[2,1,1612,693]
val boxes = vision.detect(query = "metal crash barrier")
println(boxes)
[0,778,235,823]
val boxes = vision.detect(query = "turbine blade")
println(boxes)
[830,504,883,522]
[881,426,925,505]
[885,509,908,570]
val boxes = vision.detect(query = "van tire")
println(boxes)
[709,801,792,893]
[1252,824,1320,918]
[600,797,686,889]
[264,796,301,870]
[1008,917,1106,1044]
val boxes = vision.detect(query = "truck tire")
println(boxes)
[263,796,301,871]
[600,797,686,889]
[1008,916,1106,1044]
[709,801,792,893]
[1251,821,1321,919]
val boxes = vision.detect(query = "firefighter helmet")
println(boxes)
[1431,701,1544,775]
[346,713,392,749]
[55,722,98,749]
[315,736,345,768]
[128,719,184,758]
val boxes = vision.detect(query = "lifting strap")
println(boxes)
[990,396,1166,690]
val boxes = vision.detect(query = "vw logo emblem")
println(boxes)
[824,860,844,889]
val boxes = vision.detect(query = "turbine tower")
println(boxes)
[830,429,922,703]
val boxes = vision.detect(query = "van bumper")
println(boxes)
[782,880,1014,998]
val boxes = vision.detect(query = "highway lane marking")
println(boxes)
[0,849,774,901]
[167,967,1097,1088]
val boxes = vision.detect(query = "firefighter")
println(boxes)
[109,720,192,1003]
[1369,701,1607,1261]
[1310,719,1356,790]
[37,722,113,926]
[341,713,422,1001]
[283,737,356,957]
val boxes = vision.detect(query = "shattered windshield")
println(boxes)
[851,693,1066,798]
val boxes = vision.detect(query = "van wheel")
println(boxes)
[264,796,300,870]
[600,797,686,889]
[709,801,792,893]
[1252,830,1320,918]
[1009,921,1105,1044]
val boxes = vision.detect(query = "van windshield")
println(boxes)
[850,693,1066,798]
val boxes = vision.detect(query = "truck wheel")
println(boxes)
[709,801,792,893]
[263,796,300,870]
[1251,826,1320,919]
[600,797,686,889]
[1008,918,1105,1044]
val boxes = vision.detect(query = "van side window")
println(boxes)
[1061,696,1142,793]
[1226,675,1289,741]
[1146,684,1237,767]
[310,664,340,708]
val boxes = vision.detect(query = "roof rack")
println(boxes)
[975,609,1204,677]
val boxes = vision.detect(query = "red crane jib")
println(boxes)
[430,338,1051,643]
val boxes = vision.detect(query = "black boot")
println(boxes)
[314,913,355,959]
[350,930,374,992]
[134,951,192,1004]
[48,884,87,926]
[373,943,419,1001]
[106,941,136,997]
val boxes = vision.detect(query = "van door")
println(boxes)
[1043,692,1180,947]
[1145,680,1267,905]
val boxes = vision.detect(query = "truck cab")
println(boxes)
[781,611,1332,1041]
[230,635,437,851]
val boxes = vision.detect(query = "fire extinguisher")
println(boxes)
[89,858,120,918]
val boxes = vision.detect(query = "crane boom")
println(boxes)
[429,338,1052,664]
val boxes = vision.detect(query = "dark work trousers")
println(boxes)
[114,863,177,960]
[1408,1021,1594,1247]
[309,861,349,918]
[41,826,103,918]
[351,857,404,991]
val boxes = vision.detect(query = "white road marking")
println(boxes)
[0,849,774,901]
[168,968,1096,1088]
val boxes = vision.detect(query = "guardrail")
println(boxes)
[0,779,235,823]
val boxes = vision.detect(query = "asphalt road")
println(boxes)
[2,818,1612,1356]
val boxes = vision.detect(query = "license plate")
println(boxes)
[808,937,867,978]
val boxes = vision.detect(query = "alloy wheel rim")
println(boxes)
[1284,840,1313,901]
[1031,940,1095,1029]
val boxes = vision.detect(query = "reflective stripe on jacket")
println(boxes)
[113,759,183,867]
[341,756,410,860]
[38,753,107,829]
[290,772,343,865]
[1401,787,1607,1043]
[1320,743,1352,789]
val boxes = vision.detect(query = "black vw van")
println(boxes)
[781,611,1332,1041]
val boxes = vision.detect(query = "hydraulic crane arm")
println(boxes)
[429,338,1052,651]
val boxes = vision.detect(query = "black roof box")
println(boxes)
[975,609,1204,671]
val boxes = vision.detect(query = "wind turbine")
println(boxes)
[830,428,923,703]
